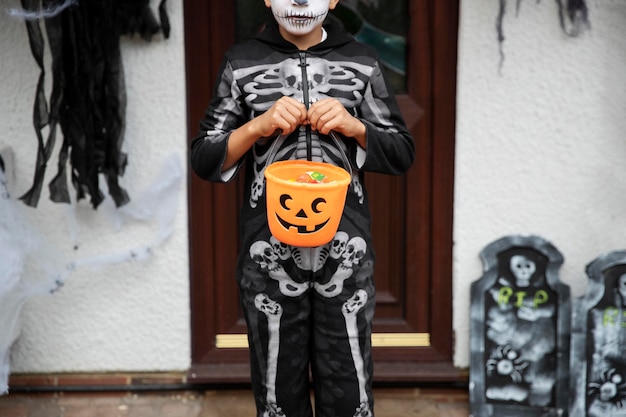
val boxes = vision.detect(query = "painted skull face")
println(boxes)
[266,0,334,36]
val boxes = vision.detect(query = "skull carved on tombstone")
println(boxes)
[510,255,536,288]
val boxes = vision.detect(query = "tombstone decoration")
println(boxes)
[470,235,571,417]
[570,250,626,417]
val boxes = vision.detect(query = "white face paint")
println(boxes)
[268,0,332,36]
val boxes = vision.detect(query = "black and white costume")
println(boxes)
[191,19,414,417]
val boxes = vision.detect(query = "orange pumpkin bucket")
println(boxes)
[264,160,351,247]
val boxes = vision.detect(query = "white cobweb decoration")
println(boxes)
[0,149,183,394]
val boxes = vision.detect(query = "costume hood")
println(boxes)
[255,19,355,52]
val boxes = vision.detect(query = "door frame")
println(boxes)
[184,0,464,383]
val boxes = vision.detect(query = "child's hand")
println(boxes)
[256,96,307,137]
[307,98,366,143]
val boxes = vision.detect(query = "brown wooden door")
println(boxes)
[184,0,463,383]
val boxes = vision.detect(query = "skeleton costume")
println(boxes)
[191,17,414,417]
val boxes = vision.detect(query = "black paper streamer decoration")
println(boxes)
[496,0,590,68]
[19,0,170,208]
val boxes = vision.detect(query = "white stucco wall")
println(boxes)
[1,0,624,377]
[454,0,626,367]
[1,0,189,373]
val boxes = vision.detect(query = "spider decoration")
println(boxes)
[588,368,626,408]
[486,344,529,383]
[18,0,170,209]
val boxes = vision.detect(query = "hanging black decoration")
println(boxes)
[496,0,590,67]
[19,0,170,208]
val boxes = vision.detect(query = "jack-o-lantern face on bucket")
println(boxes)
[265,160,351,246]
[275,193,330,233]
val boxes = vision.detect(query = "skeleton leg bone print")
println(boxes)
[254,294,285,417]
[343,289,373,417]
[248,229,372,416]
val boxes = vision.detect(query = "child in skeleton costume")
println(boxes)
[191,0,415,416]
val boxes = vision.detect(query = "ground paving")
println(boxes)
[0,388,469,417]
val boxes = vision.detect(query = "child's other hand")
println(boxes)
[307,98,366,143]
[256,96,307,137]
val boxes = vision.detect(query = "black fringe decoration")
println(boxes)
[19,0,170,209]
[496,0,590,69]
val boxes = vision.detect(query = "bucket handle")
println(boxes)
[262,130,353,177]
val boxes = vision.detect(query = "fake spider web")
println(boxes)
[0,149,183,395]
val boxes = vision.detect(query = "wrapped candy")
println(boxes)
[292,171,332,184]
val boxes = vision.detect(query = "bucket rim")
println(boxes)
[264,160,351,187]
